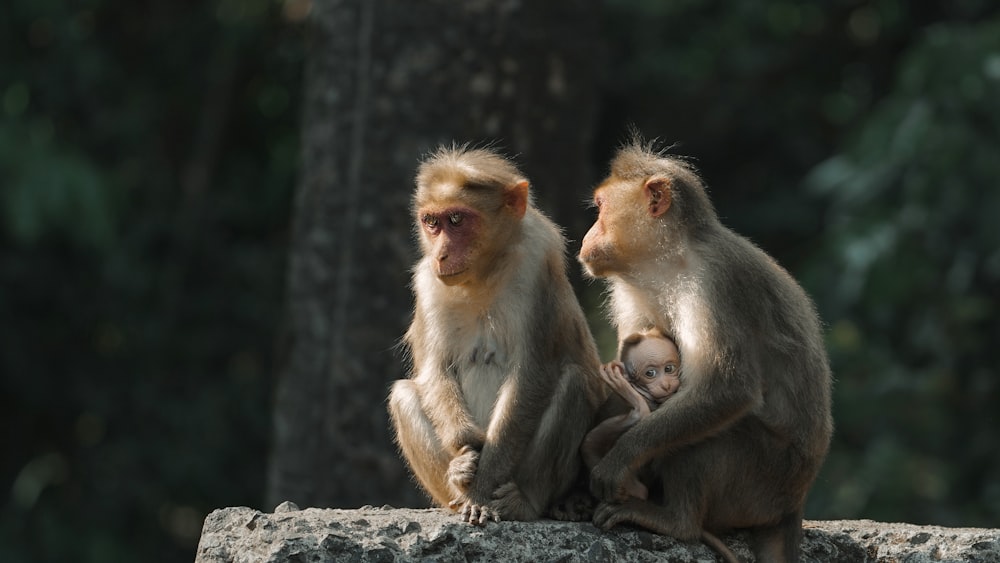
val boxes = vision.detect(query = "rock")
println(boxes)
[195,505,1000,563]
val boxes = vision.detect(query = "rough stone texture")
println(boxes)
[195,505,1000,563]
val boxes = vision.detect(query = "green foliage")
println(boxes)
[0,124,117,248]
[803,17,1000,526]
[0,0,302,561]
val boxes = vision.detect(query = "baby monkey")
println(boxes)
[582,328,680,500]
[583,329,740,563]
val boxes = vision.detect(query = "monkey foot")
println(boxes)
[449,497,500,526]
[547,489,596,522]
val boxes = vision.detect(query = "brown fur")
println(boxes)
[579,138,833,562]
[389,146,605,525]
[584,330,739,563]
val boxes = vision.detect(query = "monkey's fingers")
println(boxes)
[597,364,618,387]
[599,364,631,392]
[458,501,499,526]
[592,501,618,530]
[600,369,644,407]
[477,505,501,525]
[593,501,633,531]
[590,465,631,504]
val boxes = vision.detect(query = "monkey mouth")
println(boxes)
[437,269,469,284]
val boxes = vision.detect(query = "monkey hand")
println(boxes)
[598,360,628,384]
[593,499,645,531]
[599,361,642,404]
[446,445,480,496]
[590,457,632,504]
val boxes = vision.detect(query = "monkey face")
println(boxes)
[624,336,681,404]
[418,204,483,285]
[580,181,634,277]
[415,178,527,287]
[579,177,668,278]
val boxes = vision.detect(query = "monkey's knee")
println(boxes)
[388,380,418,418]
[388,380,440,450]
[388,380,430,438]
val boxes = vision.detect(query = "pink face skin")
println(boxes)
[419,206,482,284]
[623,336,681,404]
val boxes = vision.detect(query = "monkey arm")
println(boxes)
[582,412,640,470]
[583,361,650,468]
[463,374,534,499]
[405,314,486,454]
[590,356,762,503]
[598,361,652,417]
[415,367,486,454]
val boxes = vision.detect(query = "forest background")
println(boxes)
[1,1,998,562]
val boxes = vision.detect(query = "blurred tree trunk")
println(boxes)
[268,0,601,510]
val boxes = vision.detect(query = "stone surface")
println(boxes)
[195,505,1000,563]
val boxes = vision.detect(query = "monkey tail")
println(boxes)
[701,531,741,563]
[751,509,804,563]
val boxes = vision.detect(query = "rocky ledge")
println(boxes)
[195,503,999,562]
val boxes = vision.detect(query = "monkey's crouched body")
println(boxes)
[579,139,834,563]
[388,146,605,526]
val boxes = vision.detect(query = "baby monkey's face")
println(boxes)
[624,337,681,404]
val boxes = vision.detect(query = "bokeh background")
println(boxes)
[2,1,998,561]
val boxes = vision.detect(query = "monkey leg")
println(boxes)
[641,423,810,562]
[387,380,453,507]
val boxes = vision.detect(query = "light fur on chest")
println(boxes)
[448,301,526,429]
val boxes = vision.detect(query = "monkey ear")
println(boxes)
[504,180,529,218]
[645,177,671,217]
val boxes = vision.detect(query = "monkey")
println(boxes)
[578,137,833,562]
[582,328,680,501]
[582,329,740,563]
[387,145,605,526]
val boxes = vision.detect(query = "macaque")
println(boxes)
[388,145,604,526]
[582,328,680,501]
[578,137,833,563]
[583,330,740,563]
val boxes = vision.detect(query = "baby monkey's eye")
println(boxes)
[664,364,676,374]
[644,368,658,379]
[448,212,464,226]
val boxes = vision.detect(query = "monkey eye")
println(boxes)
[448,212,463,226]
[422,215,439,229]
[663,364,676,374]
[644,368,658,379]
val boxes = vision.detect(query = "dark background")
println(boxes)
[2,1,998,561]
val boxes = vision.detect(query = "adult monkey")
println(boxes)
[389,146,605,525]
[578,138,833,562]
